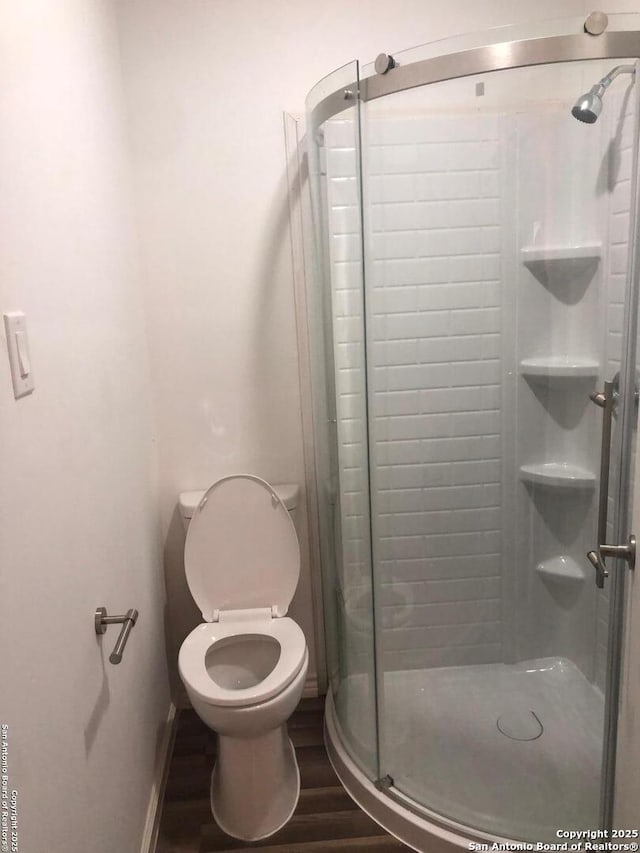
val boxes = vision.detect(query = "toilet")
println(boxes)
[177,475,309,841]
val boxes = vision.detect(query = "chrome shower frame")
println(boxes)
[308,17,640,838]
[310,30,640,131]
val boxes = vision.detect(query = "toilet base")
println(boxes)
[210,724,300,841]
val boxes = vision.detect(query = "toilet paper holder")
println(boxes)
[95,607,139,664]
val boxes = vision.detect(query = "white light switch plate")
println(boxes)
[4,312,34,399]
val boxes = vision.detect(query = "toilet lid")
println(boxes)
[184,475,300,621]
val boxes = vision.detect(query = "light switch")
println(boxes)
[15,330,30,377]
[4,312,34,398]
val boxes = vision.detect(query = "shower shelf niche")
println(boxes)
[520,357,600,380]
[521,243,601,281]
[519,462,596,489]
[535,555,585,584]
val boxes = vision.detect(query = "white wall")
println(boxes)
[115,0,639,695]
[0,2,170,852]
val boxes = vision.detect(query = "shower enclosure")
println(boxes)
[304,15,640,848]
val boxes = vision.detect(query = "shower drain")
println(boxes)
[496,709,544,741]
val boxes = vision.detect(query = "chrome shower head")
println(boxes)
[571,64,636,124]
[571,86,603,123]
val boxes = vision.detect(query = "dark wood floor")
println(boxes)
[155,696,411,853]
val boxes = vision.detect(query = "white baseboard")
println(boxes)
[140,702,178,853]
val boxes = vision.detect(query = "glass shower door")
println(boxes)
[306,62,379,778]
[361,57,640,840]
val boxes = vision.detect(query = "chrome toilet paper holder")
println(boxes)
[95,607,139,664]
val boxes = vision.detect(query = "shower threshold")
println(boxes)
[334,657,604,844]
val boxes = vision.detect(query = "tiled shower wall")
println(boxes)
[324,96,635,678]
[326,113,508,671]
[366,116,507,671]
[597,83,638,690]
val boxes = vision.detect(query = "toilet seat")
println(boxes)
[180,475,307,708]
[179,616,307,707]
[184,474,300,622]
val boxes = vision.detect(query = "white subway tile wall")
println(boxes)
[325,113,506,671]
[325,119,373,679]
[323,95,633,680]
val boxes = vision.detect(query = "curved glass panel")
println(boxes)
[306,61,379,777]
[360,57,639,839]
[307,25,640,844]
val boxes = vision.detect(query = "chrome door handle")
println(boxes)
[590,380,615,549]
[600,537,636,568]
[586,381,636,587]
[589,390,608,408]
[587,549,609,588]
[587,381,614,587]
[588,536,636,588]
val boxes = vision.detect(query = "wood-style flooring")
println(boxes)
[155,696,411,853]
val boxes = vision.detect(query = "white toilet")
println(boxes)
[177,475,309,841]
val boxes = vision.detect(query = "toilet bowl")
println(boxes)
[177,474,309,842]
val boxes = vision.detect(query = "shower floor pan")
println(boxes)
[335,657,604,843]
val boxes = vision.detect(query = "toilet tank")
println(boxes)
[178,482,300,533]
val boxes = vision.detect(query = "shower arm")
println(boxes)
[592,63,636,96]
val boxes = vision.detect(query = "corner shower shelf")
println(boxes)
[521,243,601,280]
[535,556,585,584]
[519,357,600,380]
[519,462,596,489]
